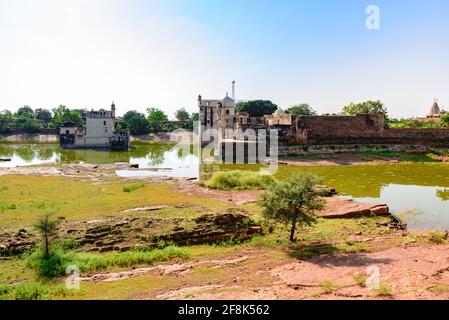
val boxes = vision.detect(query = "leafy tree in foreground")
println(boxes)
[259,173,325,242]
[236,100,278,117]
[34,214,61,259]
[175,108,190,122]
[286,104,317,116]
[341,100,388,120]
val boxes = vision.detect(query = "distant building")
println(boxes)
[59,102,129,150]
[427,100,447,120]
[265,108,292,126]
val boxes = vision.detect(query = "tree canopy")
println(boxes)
[51,105,84,129]
[236,100,278,117]
[35,108,53,124]
[341,100,388,119]
[16,106,34,118]
[175,108,190,122]
[286,104,317,116]
[147,107,168,123]
[123,110,149,135]
[259,173,325,242]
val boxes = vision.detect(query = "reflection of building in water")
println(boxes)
[59,102,129,150]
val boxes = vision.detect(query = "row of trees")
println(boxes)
[0,105,86,134]
[119,108,199,135]
[2,100,447,134]
[0,105,199,135]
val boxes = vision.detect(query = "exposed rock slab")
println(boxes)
[321,197,390,219]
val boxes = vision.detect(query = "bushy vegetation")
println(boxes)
[205,171,277,190]
[286,104,317,116]
[123,183,145,193]
[340,100,388,120]
[388,116,449,128]
[236,100,278,117]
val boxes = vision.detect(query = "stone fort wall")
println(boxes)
[294,115,449,146]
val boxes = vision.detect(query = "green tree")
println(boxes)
[16,106,34,118]
[236,100,278,117]
[50,105,84,129]
[123,110,149,135]
[341,100,388,120]
[259,173,325,242]
[20,118,42,133]
[286,104,317,116]
[175,108,190,122]
[0,111,15,134]
[35,108,53,124]
[147,107,168,122]
[34,214,61,259]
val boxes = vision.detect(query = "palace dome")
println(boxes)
[274,108,286,116]
[222,93,235,108]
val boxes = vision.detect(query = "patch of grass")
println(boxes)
[427,232,448,244]
[428,284,449,294]
[27,246,189,277]
[375,283,393,297]
[319,280,338,294]
[0,282,69,300]
[361,150,435,162]
[353,273,367,287]
[337,242,369,253]
[123,183,145,193]
[0,175,227,228]
[205,171,277,191]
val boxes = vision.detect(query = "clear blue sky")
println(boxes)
[1,0,448,118]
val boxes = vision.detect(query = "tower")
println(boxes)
[111,101,116,118]
[231,81,236,102]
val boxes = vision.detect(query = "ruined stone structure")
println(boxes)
[59,102,129,150]
[294,114,449,146]
[199,90,449,151]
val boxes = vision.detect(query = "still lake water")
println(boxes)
[1,142,449,230]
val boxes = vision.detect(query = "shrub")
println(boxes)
[205,171,277,191]
[259,173,325,242]
[376,283,393,297]
[26,250,68,278]
[123,183,145,193]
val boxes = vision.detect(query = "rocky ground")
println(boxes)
[141,243,449,300]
